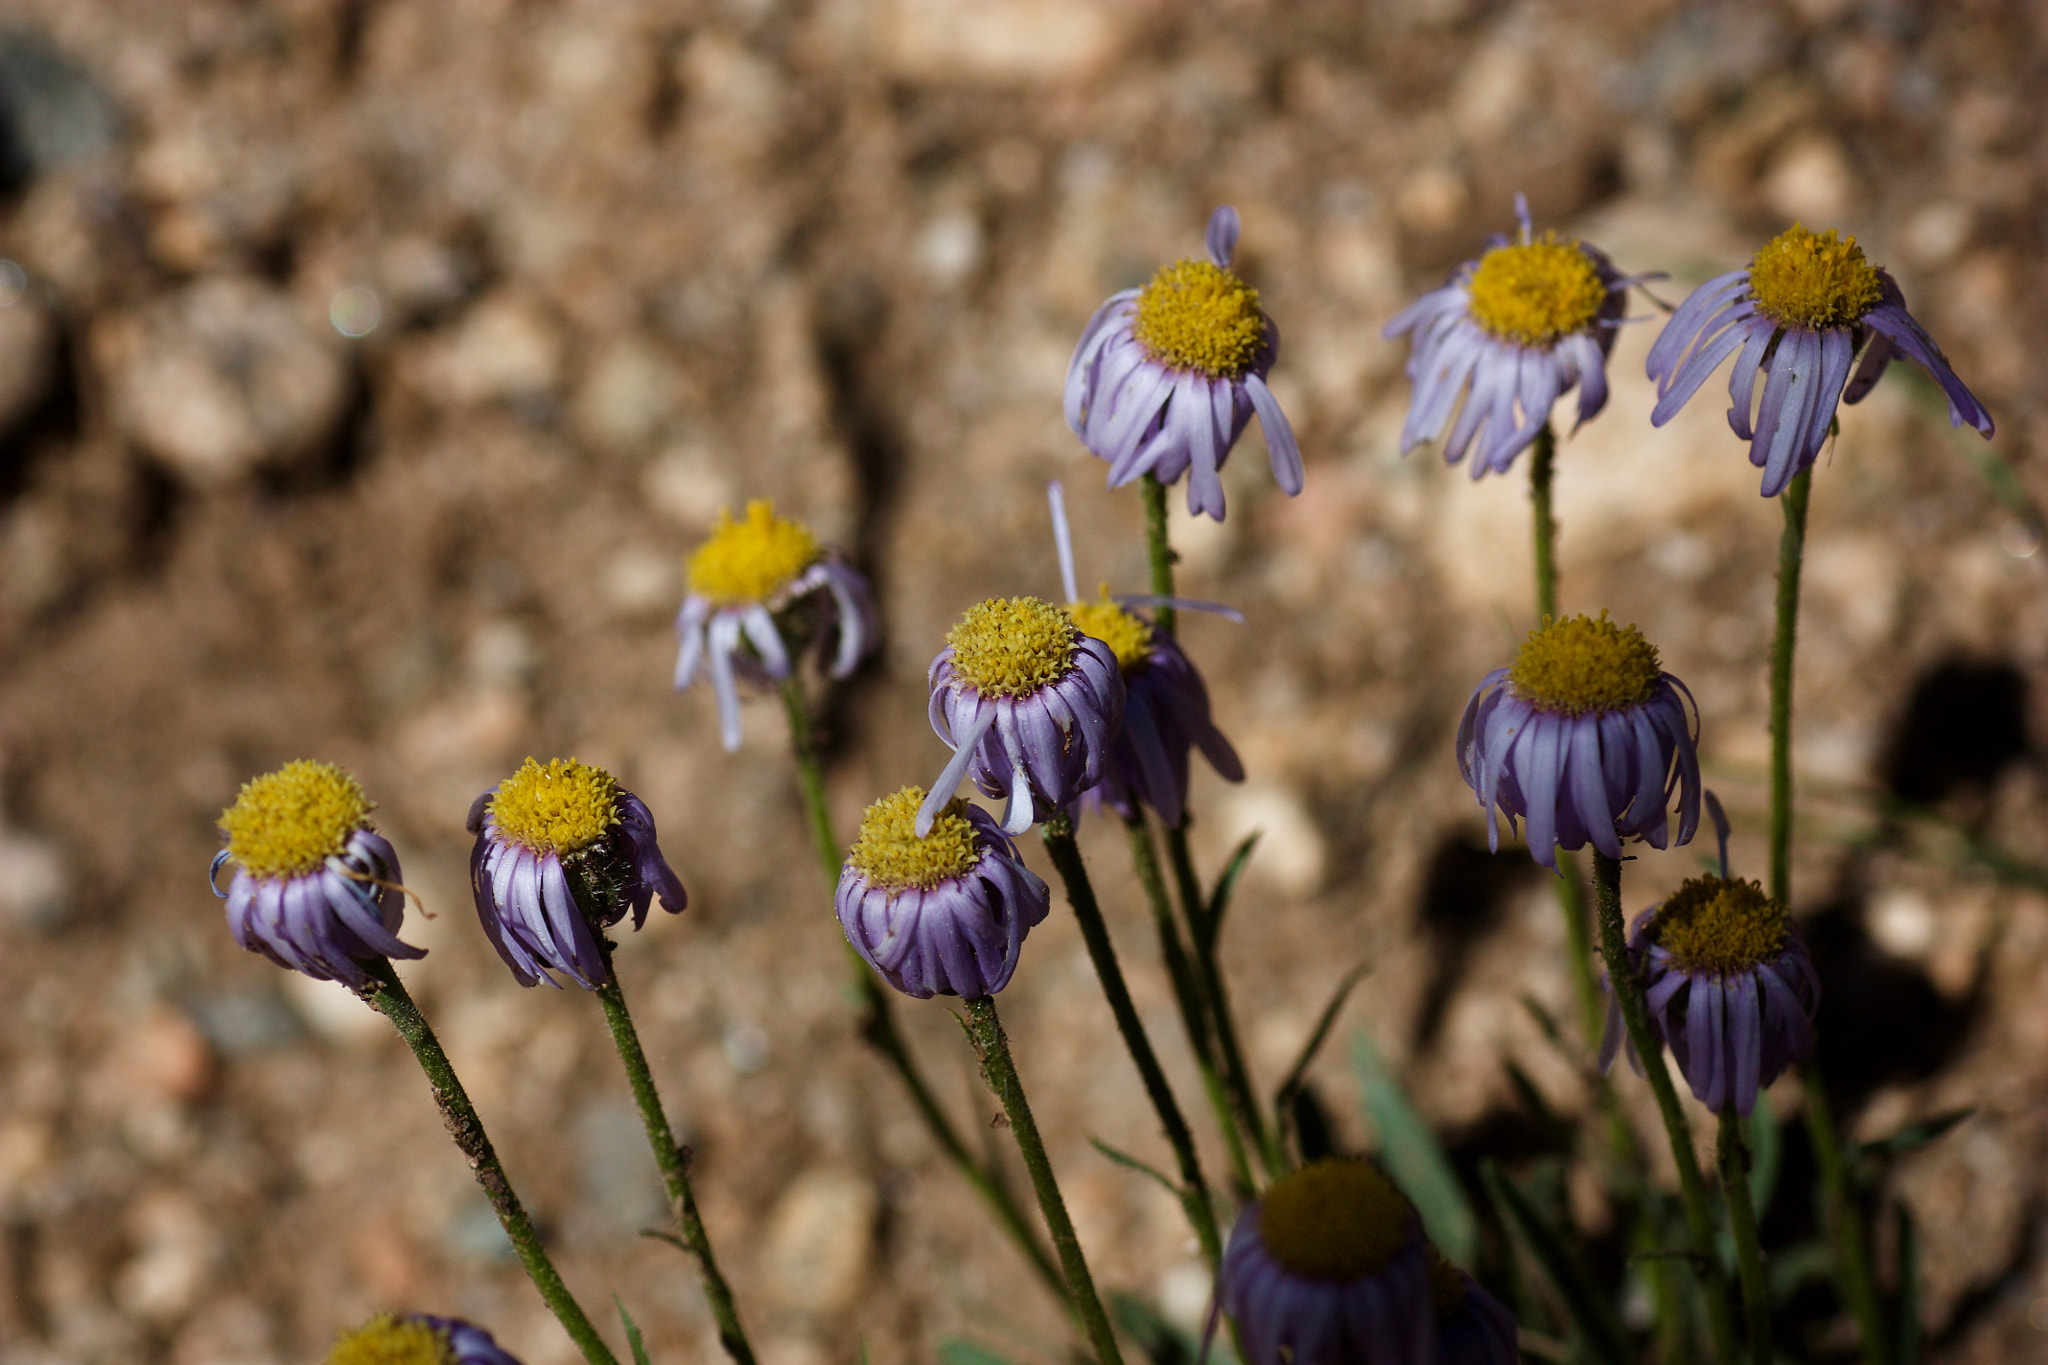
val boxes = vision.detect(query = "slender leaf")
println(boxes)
[1110,1290,1233,1365]
[1351,1032,1476,1266]
[1502,1059,1569,1146]
[1090,1136,1180,1196]
[1896,1201,1920,1365]
[1858,1107,1974,1160]
[615,1297,653,1365]
[1765,1241,1834,1303]
[1483,1160,1634,1365]
[939,1341,1025,1365]
[1272,963,1370,1127]
[1748,1097,1782,1221]
[1205,833,1261,942]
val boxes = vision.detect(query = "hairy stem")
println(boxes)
[1590,854,1738,1365]
[362,959,618,1365]
[964,997,1127,1365]
[1719,1110,1774,1365]
[1043,815,1222,1267]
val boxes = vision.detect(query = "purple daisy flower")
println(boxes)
[1384,195,1635,479]
[1647,223,1993,498]
[210,760,425,989]
[1458,613,1701,872]
[675,499,878,751]
[1600,874,1819,1118]
[1429,1253,1520,1365]
[1215,1158,1435,1365]
[837,786,1052,999]
[1433,1252,1531,1365]
[327,1312,523,1365]
[466,757,687,990]
[918,595,1126,838]
[1064,205,1302,521]
[1045,481,1242,828]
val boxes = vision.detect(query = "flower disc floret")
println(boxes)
[686,499,822,606]
[1650,876,1789,976]
[1132,258,1266,378]
[1259,1159,1416,1282]
[1466,236,1609,347]
[328,1315,456,1365]
[1509,613,1663,716]
[1066,591,1153,673]
[1747,224,1881,330]
[850,788,984,892]
[488,757,619,855]
[220,760,374,880]
[947,596,1080,698]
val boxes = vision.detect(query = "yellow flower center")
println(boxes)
[1066,588,1153,674]
[848,787,984,892]
[1465,235,1609,347]
[947,596,1079,698]
[1131,258,1266,378]
[1650,876,1790,976]
[1258,1158,1415,1282]
[1508,613,1663,716]
[327,1314,456,1365]
[489,757,619,855]
[220,760,374,880]
[1426,1246,1470,1321]
[686,499,822,606]
[1746,224,1882,330]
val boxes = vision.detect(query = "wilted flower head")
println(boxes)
[1602,874,1819,1117]
[837,787,1050,999]
[467,757,686,990]
[675,500,878,750]
[1045,482,1242,828]
[1065,206,1302,520]
[328,1312,522,1365]
[921,595,1125,837]
[1458,613,1701,871]
[1429,1249,1520,1365]
[1216,1157,1434,1365]
[1385,195,1633,479]
[1648,223,1992,497]
[212,760,424,988]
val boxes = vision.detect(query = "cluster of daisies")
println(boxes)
[207,194,1989,1365]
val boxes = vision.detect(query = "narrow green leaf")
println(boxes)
[1895,1201,1920,1365]
[615,1296,653,1365]
[1089,1136,1180,1196]
[1502,1059,1568,1145]
[1110,1290,1228,1365]
[938,1341,1024,1365]
[1351,1031,1476,1266]
[1764,1240,1834,1302]
[1483,1160,1633,1365]
[1857,1107,1974,1160]
[1272,963,1370,1129]
[1205,833,1261,942]
[1748,1097,1782,1221]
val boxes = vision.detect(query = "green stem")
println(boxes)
[779,677,1069,1306]
[964,997,1127,1365]
[1167,825,1282,1181]
[594,958,757,1365]
[1719,1110,1773,1365]
[1531,420,1560,622]
[361,959,619,1365]
[1769,469,1810,907]
[1769,476,1889,1361]
[1126,814,1253,1197]
[1590,853,1738,1365]
[1140,473,1178,639]
[1042,815,1222,1267]
[1803,1065,1889,1365]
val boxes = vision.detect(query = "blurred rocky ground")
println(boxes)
[0,1,2045,1362]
